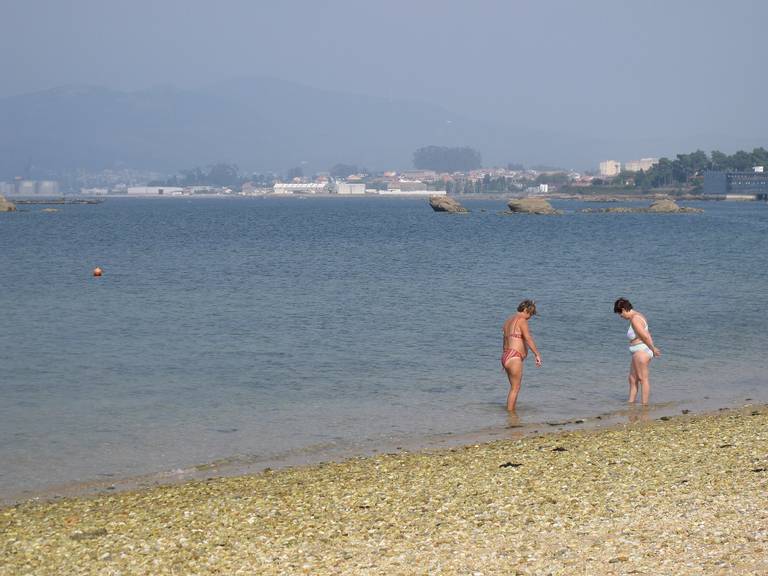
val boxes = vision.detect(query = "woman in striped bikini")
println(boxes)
[501,299,542,412]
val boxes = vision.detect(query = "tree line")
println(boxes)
[413,146,482,173]
[627,148,768,189]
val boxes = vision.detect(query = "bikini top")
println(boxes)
[627,320,648,340]
[505,319,524,339]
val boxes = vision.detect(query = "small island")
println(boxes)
[579,199,703,214]
[428,195,468,213]
[504,198,562,215]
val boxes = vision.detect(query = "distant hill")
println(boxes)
[0,77,597,177]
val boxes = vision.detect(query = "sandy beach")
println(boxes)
[2,406,767,575]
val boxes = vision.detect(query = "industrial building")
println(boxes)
[703,168,768,199]
[335,182,366,195]
[272,182,330,194]
[126,186,185,195]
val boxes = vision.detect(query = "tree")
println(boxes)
[730,150,754,171]
[535,172,570,186]
[285,166,304,180]
[329,163,359,179]
[751,147,768,167]
[206,163,240,187]
[650,158,674,187]
[413,146,481,172]
[710,150,728,171]
[150,163,243,187]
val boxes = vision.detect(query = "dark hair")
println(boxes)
[517,299,537,315]
[613,298,633,314]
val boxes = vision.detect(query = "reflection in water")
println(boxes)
[627,406,650,424]
[506,412,522,429]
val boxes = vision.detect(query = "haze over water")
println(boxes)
[1,197,767,501]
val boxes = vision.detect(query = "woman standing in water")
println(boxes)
[614,297,661,405]
[501,299,542,412]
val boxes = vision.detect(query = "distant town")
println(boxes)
[2,146,767,201]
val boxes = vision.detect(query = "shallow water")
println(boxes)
[1,196,767,501]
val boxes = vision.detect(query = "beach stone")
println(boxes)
[429,195,468,213]
[506,198,561,215]
[0,194,16,212]
[70,527,108,541]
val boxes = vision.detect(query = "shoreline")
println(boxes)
[2,404,766,574]
[0,397,739,508]
[2,192,725,202]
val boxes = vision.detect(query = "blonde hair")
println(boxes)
[517,299,537,316]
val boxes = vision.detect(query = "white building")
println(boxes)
[37,181,59,195]
[126,186,185,196]
[624,158,659,172]
[17,180,37,195]
[389,179,425,192]
[272,182,330,194]
[599,160,621,177]
[525,184,549,195]
[335,182,366,195]
[378,189,446,196]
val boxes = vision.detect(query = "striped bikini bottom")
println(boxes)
[501,348,524,367]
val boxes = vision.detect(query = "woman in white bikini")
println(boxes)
[501,299,542,412]
[613,297,661,405]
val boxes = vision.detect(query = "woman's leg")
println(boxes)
[633,352,652,405]
[628,358,639,403]
[504,359,523,412]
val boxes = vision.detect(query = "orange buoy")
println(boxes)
[93,267,103,277]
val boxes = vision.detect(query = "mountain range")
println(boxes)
[2,77,610,178]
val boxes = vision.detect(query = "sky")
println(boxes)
[1,0,766,164]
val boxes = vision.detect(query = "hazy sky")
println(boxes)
[1,0,766,159]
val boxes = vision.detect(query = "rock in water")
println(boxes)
[506,198,562,215]
[429,195,468,213]
[0,195,16,212]
[648,199,702,213]
[580,198,703,214]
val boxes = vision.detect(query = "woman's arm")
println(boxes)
[521,320,542,367]
[632,316,661,356]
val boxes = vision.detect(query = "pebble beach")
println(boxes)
[2,406,767,575]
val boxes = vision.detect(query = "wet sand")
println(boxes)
[2,406,767,575]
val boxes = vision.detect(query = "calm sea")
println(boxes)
[1,197,767,501]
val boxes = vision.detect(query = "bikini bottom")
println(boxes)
[501,348,524,367]
[629,343,654,358]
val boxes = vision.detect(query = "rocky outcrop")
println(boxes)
[0,195,16,212]
[580,199,702,214]
[506,198,562,215]
[429,195,468,213]
[647,199,702,213]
